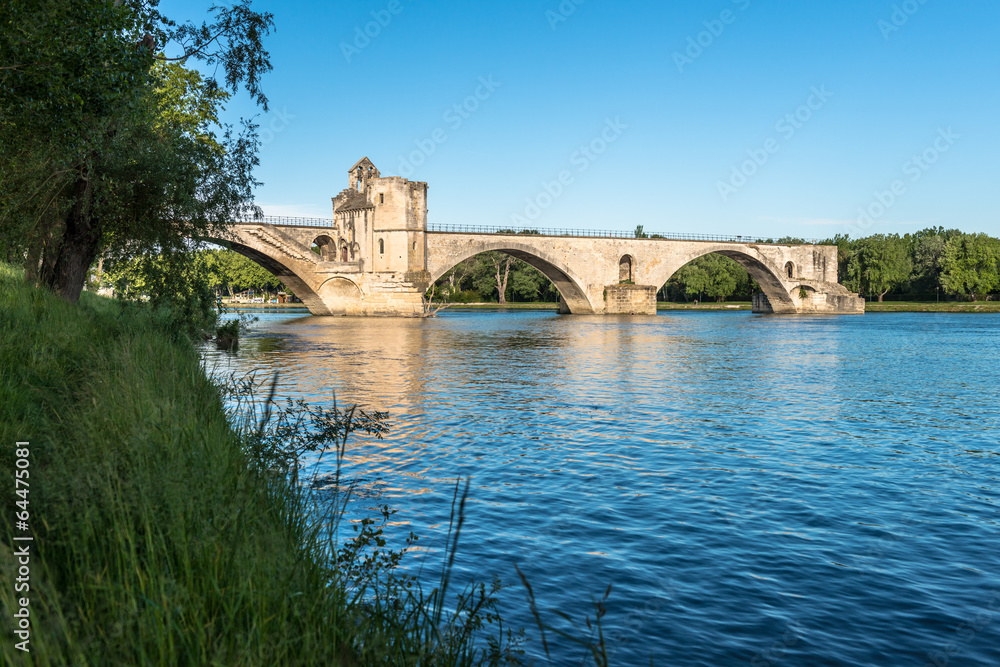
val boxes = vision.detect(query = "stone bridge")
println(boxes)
[207,158,863,317]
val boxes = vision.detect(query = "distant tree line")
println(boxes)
[826,228,1000,301]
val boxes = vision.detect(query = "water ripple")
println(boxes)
[203,310,1000,666]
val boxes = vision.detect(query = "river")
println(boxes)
[202,309,1000,666]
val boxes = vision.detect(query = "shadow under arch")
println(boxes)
[428,240,595,314]
[656,245,796,312]
[199,235,330,314]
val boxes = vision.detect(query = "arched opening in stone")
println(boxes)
[659,253,757,304]
[785,261,795,279]
[311,235,335,260]
[619,255,634,282]
[427,243,595,314]
[657,248,794,312]
[318,276,364,316]
[196,237,328,314]
[340,241,349,262]
[378,238,385,254]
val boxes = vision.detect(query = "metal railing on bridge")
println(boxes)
[427,223,821,245]
[235,216,821,245]
[237,215,334,227]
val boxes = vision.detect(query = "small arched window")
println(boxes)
[785,261,795,279]
[619,255,634,282]
[378,239,384,254]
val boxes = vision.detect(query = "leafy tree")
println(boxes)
[848,234,912,301]
[105,250,218,337]
[666,253,755,302]
[439,257,478,297]
[940,233,1000,301]
[220,250,282,296]
[509,262,557,302]
[186,248,281,297]
[634,225,648,239]
[472,252,515,304]
[905,227,962,297]
[1,0,274,302]
[818,234,857,290]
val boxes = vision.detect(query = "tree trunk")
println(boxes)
[495,256,512,305]
[878,290,887,302]
[49,174,100,303]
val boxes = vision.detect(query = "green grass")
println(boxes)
[657,301,752,310]
[863,300,1000,312]
[0,264,523,665]
[446,302,560,310]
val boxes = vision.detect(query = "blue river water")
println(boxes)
[202,310,1000,666]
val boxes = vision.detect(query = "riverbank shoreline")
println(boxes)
[223,300,1000,314]
[0,264,521,664]
[402,301,1000,313]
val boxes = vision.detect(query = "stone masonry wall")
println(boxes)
[604,284,657,315]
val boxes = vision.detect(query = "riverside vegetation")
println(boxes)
[1,263,516,664]
[0,263,621,665]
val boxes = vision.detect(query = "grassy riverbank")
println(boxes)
[863,301,1000,312]
[658,302,751,310]
[0,264,518,665]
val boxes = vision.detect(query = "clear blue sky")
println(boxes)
[162,0,999,239]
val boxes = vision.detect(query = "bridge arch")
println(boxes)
[427,239,596,314]
[317,276,364,315]
[652,244,797,312]
[311,234,336,260]
[199,235,332,315]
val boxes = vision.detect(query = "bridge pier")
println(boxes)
[604,284,658,315]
